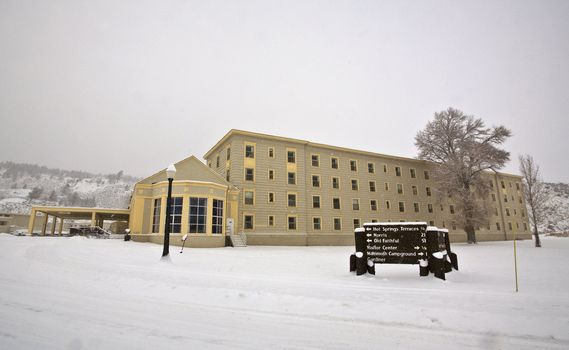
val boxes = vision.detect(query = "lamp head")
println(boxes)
[166,163,177,180]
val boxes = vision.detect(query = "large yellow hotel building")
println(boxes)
[29,129,531,247]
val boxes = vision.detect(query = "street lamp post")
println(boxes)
[162,164,177,257]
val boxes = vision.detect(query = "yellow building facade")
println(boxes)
[204,130,531,245]
[128,156,240,247]
[29,130,531,247]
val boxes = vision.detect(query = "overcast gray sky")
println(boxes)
[1,0,568,182]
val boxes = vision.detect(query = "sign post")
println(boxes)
[350,222,458,280]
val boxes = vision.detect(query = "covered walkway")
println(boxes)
[28,206,130,235]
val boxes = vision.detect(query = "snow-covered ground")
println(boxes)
[0,235,568,349]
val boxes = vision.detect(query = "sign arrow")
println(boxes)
[418,252,424,256]
[414,246,420,250]
[366,239,372,243]
[366,234,372,237]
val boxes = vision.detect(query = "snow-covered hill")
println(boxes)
[542,182,569,233]
[0,162,139,214]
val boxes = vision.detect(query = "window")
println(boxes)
[426,187,432,196]
[383,164,388,173]
[244,191,254,205]
[429,220,435,226]
[395,166,401,176]
[268,216,274,226]
[312,175,320,187]
[412,186,418,195]
[212,199,224,234]
[523,222,527,231]
[288,193,297,207]
[496,222,501,231]
[245,168,254,181]
[334,218,342,230]
[414,202,420,213]
[268,147,274,158]
[508,222,513,231]
[168,197,183,233]
[268,192,275,203]
[398,202,405,212]
[244,215,254,229]
[516,183,520,191]
[333,198,341,209]
[313,217,321,230]
[353,219,361,230]
[450,205,455,214]
[368,163,374,173]
[332,177,340,189]
[216,156,220,168]
[410,168,416,178]
[245,145,255,158]
[369,181,376,192]
[152,198,161,233]
[519,197,522,204]
[371,219,378,223]
[268,169,274,180]
[452,222,457,230]
[490,181,494,188]
[288,172,296,185]
[509,182,512,188]
[226,147,231,160]
[226,170,230,182]
[188,197,207,233]
[491,193,496,201]
[424,170,430,180]
[351,179,358,190]
[495,207,499,216]
[312,155,319,167]
[370,200,378,211]
[521,210,525,217]
[386,200,391,210]
[506,208,510,216]
[331,157,338,169]
[350,160,357,171]
[287,150,296,163]
[428,203,433,213]
[504,195,508,203]
[397,184,403,194]
[288,216,297,230]
[384,182,389,191]
[312,196,321,208]
[501,181,505,189]
[352,199,360,210]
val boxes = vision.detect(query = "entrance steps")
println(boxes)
[230,232,247,247]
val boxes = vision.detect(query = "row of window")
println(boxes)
[151,197,224,234]
[243,214,529,233]
[243,168,433,192]
[491,193,524,204]
[493,180,521,191]
[244,191,455,214]
[238,144,431,178]
[494,207,526,217]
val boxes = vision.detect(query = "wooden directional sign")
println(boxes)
[364,223,428,264]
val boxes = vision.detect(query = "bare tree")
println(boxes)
[519,154,548,247]
[415,108,511,243]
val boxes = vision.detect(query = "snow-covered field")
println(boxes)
[0,235,568,349]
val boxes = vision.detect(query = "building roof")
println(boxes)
[203,129,522,179]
